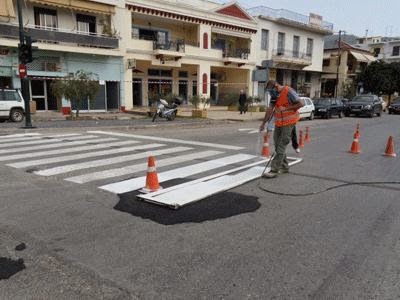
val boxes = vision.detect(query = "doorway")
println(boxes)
[132,79,142,106]
[106,82,119,110]
[179,80,188,104]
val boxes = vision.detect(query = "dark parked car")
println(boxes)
[313,98,346,119]
[345,95,382,117]
[388,97,400,114]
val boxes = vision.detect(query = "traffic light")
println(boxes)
[18,35,35,64]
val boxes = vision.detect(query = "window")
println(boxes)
[293,36,300,58]
[373,48,381,57]
[34,7,57,29]
[305,72,311,83]
[76,14,96,34]
[179,71,188,78]
[132,27,168,42]
[0,90,20,101]
[147,69,172,77]
[323,59,330,67]
[203,33,208,49]
[392,46,400,56]
[261,29,269,50]
[306,38,313,57]
[212,38,226,50]
[277,32,285,55]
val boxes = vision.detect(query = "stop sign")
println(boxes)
[19,64,27,79]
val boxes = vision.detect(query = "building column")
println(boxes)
[197,64,210,98]
[124,60,133,110]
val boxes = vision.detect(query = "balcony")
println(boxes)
[153,39,186,62]
[271,49,312,69]
[222,48,250,66]
[0,22,118,49]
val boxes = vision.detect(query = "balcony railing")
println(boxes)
[222,48,250,60]
[0,22,118,49]
[153,39,185,53]
[247,6,334,31]
[273,49,312,60]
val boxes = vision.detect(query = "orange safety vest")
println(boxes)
[274,86,300,127]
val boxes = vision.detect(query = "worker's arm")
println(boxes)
[259,106,274,131]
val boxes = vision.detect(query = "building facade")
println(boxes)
[0,0,124,113]
[357,36,400,63]
[321,41,376,98]
[248,6,333,103]
[121,0,258,109]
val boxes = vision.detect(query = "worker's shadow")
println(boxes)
[114,191,260,225]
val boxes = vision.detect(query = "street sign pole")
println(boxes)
[17,0,34,128]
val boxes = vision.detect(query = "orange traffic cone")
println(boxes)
[349,132,361,154]
[261,133,270,157]
[141,156,162,193]
[305,126,311,143]
[383,136,396,157]
[298,130,305,148]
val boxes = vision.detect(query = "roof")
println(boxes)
[324,34,359,49]
[215,1,254,21]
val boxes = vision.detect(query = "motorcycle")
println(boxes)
[152,97,181,122]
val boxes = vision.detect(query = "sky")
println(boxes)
[219,0,400,37]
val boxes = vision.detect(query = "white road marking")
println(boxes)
[248,130,260,134]
[99,153,256,194]
[238,128,254,132]
[7,143,165,169]
[67,150,222,184]
[0,136,48,143]
[34,146,192,176]
[0,133,41,139]
[0,137,118,155]
[0,134,90,149]
[0,140,139,162]
[87,130,244,150]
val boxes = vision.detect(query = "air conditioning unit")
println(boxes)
[127,59,136,69]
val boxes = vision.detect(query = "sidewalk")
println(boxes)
[29,106,265,122]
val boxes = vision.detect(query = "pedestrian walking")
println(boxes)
[259,80,304,178]
[238,90,247,114]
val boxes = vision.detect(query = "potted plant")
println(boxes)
[247,96,262,112]
[191,95,209,118]
[51,70,100,120]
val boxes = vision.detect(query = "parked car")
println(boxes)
[345,95,382,118]
[388,97,400,114]
[313,98,346,119]
[0,89,25,122]
[298,97,315,120]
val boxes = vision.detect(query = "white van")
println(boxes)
[0,89,25,122]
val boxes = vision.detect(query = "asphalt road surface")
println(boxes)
[1,114,400,299]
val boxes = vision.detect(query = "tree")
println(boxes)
[51,70,100,118]
[357,61,400,105]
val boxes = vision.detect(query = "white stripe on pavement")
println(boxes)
[0,134,89,149]
[0,140,139,162]
[0,133,41,139]
[0,133,80,143]
[87,130,244,150]
[99,153,256,194]
[7,143,165,169]
[34,146,192,176]
[0,137,118,155]
[66,150,222,184]
[238,128,254,132]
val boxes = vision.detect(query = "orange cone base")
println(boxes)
[140,186,163,194]
[349,144,361,154]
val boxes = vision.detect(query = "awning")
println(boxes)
[28,0,115,15]
[350,51,376,63]
[211,27,252,39]
[0,0,16,18]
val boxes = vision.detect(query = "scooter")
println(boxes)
[152,97,182,122]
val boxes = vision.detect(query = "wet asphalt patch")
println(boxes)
[0,257,26,280]
[115,191,260,225]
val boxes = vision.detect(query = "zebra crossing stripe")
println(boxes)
[0,134,92,149]
[7,143,165,169]
[99,153,257,194]
[34,146,192,176]
[0,137,118,155]
[66,150,222,184]
[0,140,139,162]
[87,130,245,150]
[0,133,41,139]
[0,133,80,143]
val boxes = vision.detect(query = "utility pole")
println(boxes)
[16,0,34,128]
[335,30,344,98]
